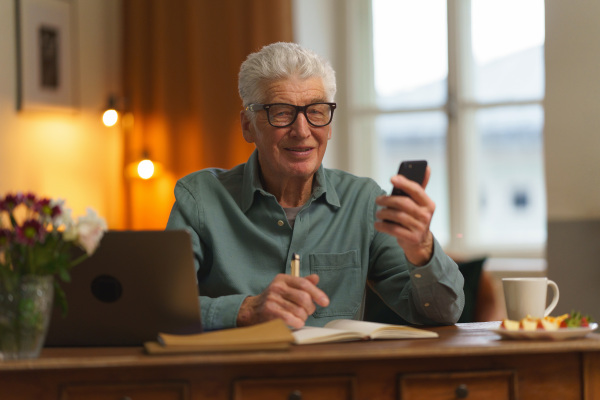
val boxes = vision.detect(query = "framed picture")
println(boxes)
[16,0,76,111]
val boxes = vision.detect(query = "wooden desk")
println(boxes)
[1,322,599,399]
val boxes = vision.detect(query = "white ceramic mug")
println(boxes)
[502,277,560,320]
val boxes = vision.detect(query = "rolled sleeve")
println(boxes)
[406,238,465,324]
[201,294,248,331]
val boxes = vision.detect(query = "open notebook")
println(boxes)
[45,230,203,347]
[144,319,438,355]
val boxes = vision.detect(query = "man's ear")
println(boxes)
[240,110,255,144]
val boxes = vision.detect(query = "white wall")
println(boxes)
[0,0,124,227]
[544,0,600,315]
[544,0,600,221]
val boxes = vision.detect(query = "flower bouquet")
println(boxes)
[0,192,107,359]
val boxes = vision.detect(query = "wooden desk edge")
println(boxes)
[2,322,599,372]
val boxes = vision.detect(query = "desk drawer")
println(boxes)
[61,381,189,400]
[234,376,356,400]
[398,370,517,400]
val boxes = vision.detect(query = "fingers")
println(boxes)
[374,217,431,253]
[376,190,435,232]
[238,274,330,329]
[378,168,435,218]
[273,274,330,328]
[376,201,432,232]
[261,289,313,328]
[421,166,431,190]
[390,172,431,205]
[298,274,330,307]
[284,274,329,315]
[374,171,436,265]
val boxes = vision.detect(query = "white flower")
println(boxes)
[56,205,77,240]
[75,208,107,255]
[62,216,78,241]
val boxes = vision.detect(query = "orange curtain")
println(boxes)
[121,0,293,229]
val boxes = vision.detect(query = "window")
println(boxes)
[344,0,546,257]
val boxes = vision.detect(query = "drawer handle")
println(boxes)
[455,384,469,398]
[288,390,302,400]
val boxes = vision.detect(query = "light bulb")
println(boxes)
[137,159,155,179]
[102,109,119,127]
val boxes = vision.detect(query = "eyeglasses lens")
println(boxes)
[269,104,296,126]
[268,104,333,127]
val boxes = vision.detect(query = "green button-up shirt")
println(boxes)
[166,151,464,331]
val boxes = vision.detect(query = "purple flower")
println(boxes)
[1,191,107,282]
[0,193,24,212]
[51,205,61,219]
[36,198,62,220]
[15,219,46,245]
[23,192,37,208]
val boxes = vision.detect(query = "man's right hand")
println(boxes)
[236,273,330,329]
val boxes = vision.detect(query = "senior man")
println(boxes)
[166,42,464,331]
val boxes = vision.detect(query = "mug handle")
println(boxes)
[544,279,560,317]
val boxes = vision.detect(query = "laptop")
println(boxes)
[45,230,203,347]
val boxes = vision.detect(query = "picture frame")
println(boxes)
[16,0,76,111]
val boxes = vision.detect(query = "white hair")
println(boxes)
[238,42,337,112]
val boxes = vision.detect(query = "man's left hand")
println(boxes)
[374,167,435,266]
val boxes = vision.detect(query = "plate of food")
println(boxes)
[492,312,597,340]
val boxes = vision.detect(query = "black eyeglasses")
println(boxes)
[245,102,337,128]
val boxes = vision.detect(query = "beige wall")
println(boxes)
[544,0,600,315]
[544,0,600,221]
[0,0,124,228]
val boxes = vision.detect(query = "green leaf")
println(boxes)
[565,310,594,327]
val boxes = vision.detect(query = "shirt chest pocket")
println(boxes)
[309,250,362,318]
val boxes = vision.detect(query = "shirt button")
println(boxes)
[424,302,430,307]
[415,273,422,278]
[277,220,284,226]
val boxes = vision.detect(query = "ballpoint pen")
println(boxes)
[291,253,300,278]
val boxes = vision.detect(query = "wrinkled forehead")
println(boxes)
[260,76,328,104]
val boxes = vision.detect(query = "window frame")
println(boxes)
[344,0,546,258]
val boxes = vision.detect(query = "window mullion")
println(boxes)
[446,0,479,255]
[346,0,377,178]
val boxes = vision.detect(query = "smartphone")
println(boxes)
[390,160,428,196]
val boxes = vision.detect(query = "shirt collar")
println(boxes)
[240,150,341,212]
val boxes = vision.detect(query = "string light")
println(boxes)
[103,95,162,180]
[102,95,121,127]
[137,159,155,179]
[102,109,119,127]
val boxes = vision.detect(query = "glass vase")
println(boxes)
[0,275,54,360]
